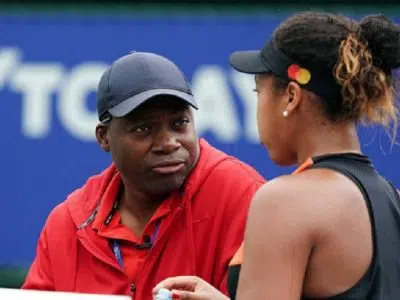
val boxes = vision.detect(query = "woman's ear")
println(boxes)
[284,81,303,116]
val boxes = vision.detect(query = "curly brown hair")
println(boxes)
[273,12,400,135]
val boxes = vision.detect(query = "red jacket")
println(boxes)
[23,139,265,299]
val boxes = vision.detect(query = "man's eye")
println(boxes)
[132,125,151,133]
[253,88,259,93]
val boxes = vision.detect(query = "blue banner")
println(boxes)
[1,13,399,266]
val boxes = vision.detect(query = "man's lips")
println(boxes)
[151,160,185,174]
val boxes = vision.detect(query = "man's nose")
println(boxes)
[152,129,181,154]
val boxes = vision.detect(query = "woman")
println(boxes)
[153,12,400,300]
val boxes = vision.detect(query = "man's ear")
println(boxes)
[95,124,110,152]
[284,81,303,115]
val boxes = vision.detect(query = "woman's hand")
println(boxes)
[153,276,230,300]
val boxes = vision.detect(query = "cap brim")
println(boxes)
[229,50,270,74]
[108,88,198,117]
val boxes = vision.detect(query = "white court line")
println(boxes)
[0,288,130,300]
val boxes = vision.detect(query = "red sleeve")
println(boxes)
[215,180,264,294]
[22,225,55,290]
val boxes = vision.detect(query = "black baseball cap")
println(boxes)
[229,40,341,102]
[97,51,198,123]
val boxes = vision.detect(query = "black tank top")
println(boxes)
[227,153,400,300]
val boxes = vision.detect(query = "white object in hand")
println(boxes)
[154,288,173,300]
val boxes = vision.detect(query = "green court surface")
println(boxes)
[0,267,28,289]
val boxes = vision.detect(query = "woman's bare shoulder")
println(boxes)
[250,168,362,235]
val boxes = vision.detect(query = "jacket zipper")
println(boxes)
[132,206,185,299]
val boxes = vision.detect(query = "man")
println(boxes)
[22,52,265,299]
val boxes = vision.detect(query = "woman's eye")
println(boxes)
[175,118,190,127]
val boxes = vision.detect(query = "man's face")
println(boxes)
[97,96,200,197]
